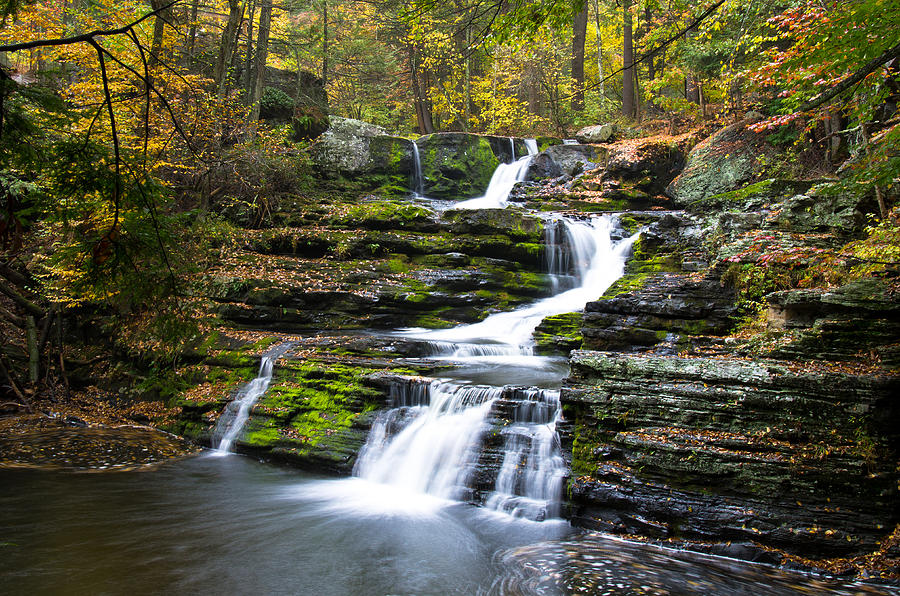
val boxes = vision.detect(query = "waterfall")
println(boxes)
[451,138,540,210]
[485,388,566,520]
[212,342,292,454]
[509,137,516,161]
[401,216,637,349]
[352,216,637,519]
[410,141,425,197]
[354,380,502,500]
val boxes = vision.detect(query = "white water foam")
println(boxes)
[451,139,539,210]
[212,342,292,455]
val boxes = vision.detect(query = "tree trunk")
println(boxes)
[243,0,258,103]
[248,0,272,131]
[594,0,604,95]
[410,45,434,134]
[571,0,588,111]
[622,0,635,118]
[26,315,38,385]
[187,0,200,58]
[322,0,329,88]
[149,0,170,72]
[215,0,242,98]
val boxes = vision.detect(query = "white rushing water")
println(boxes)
[349,215,637,519]
[485,388,566,520]
[401,215,637,351]
[355,381,501,500]
[452,138,539,210]
[212,342,292,454]
[410,141,425,197]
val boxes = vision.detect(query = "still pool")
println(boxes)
[0,454,889,595]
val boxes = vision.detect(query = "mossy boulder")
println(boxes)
[439,208,544,241]
[416,132,499,199]
[310,117,414,187]
[667,116,778,206]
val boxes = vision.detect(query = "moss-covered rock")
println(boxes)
[534,312,583,355]
[237,360,396,473]
[416,132,499,199]
[667,116,781,206]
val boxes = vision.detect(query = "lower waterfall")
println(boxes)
[350,214,637,519]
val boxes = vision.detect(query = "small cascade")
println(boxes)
[485,388,565,520]
[401,216,638,349]
[562,139,578,145]
[354,380,502,501]
[509,137,516,160]
[452,138,540,210]
[410,141,425,197]
[212,342,292,454]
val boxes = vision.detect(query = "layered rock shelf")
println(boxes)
[562,351,899,557]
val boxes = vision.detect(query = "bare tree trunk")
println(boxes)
[322,0,329,88]
[593,0,604,95]
[215,0,242,98]
[187,0,200,58]
[243,0,258,103]
[149,0,170,72]
[571,0,588,111]
[622,0,635,118]
[248,0,272,132]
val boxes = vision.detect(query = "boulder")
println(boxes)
[416,133,499,199]
[667,116,775,207]
[575,123,617,144]
[527,145,600,180]
[309,117,414,181]
[603,139,688,194]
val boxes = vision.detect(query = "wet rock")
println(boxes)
[603,139,688,195]
[765,279,900,366]
[416,132,499,199]
[582,269,737,352]
[527,145,602,180]
[562,351,900,557]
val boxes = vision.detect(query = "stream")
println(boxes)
[0,141,892,594]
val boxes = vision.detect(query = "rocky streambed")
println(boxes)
[143,117,900,581]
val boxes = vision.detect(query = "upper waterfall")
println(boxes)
[451,139,539,210]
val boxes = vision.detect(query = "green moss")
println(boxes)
[328,201,432,229]
[570,198,630,212]
[241,361,388,449]
[533,312,583,355]
[596,272,653,300]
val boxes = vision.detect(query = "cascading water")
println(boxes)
[410,141,425,197]
[485,388,566,520]
[452,138,540,210]
[351,215,638,519]
[354,380,502,500]
[212,342,292,454]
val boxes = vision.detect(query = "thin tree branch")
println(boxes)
[0,2,178,53]
[798,41,900,113]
